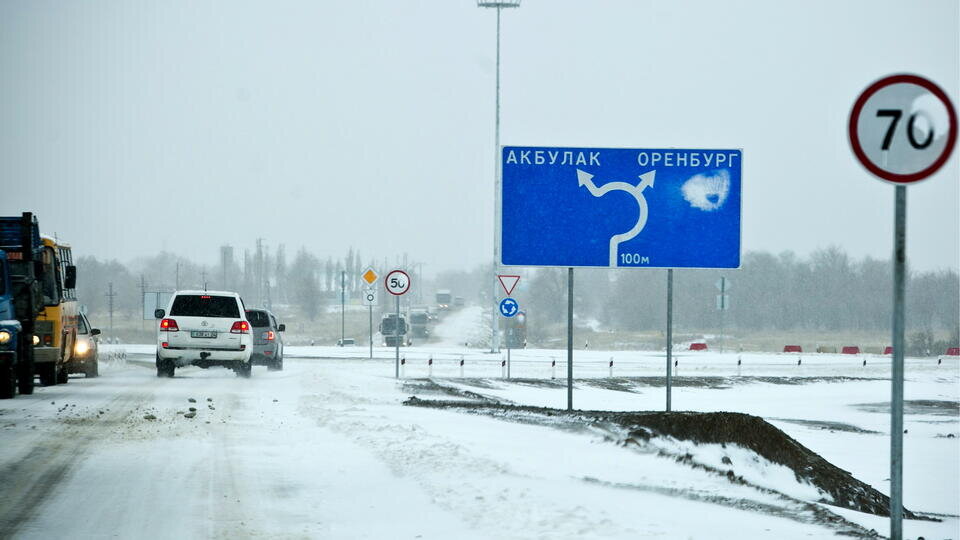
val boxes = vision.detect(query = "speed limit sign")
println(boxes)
[849,74,957,184]
[384,269,411,296]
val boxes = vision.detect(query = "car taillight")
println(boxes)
[43,334,53,346]
[160,318,179,332]
[263,330,275,341]
[161,341,169,349]
[231,321,250,334]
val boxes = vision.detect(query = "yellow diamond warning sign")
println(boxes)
[361,267,379,285]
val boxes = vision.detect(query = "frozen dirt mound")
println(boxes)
[403,398,921,520]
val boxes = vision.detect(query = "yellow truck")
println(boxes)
[32,236,78,385]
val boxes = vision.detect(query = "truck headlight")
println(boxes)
[33,334,40,346]
[0,331,11,345]
[75,340,89,355]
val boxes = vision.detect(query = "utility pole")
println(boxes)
[201,269,207,291]
[256,238,264,306]
[175,262,181,290]
[478,0,520,354]
[140,275,146,331]
[106,282,116,339]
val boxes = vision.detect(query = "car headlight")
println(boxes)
[0,330,11,345]
[75,340,89,355]
[32,334,40,346]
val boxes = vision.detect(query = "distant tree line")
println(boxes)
[521,247,958,348]
[75,243,418,322]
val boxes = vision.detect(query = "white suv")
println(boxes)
[154,290,253,378]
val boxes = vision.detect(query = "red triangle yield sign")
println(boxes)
[498,275,520,296]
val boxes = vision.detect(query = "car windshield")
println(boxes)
[77,315,88,334]
[245,310,270,327]
[170,295,239,318]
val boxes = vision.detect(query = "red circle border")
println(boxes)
[384,270,411,296]
[848,74,958,184]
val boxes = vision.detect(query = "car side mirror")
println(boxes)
[91,328,101,336]
[154,309,165,319]
[278,324,285,332]
[64,265,77,289]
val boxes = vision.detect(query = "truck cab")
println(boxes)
[379,313,407,347]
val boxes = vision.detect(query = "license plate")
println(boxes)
[190,331,217,339]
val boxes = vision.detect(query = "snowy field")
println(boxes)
[0,308,957,539]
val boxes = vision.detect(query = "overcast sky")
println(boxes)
[1,0,957,275]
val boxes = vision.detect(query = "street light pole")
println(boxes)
[478,0,520,353]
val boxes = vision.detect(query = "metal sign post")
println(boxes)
[666,269,673,412]
[716,277,729,353]
[361,269,380,360]
[848,74,957,540]
[566,267,573,411]
[362,287,378,359]
[384,270,411,379]
[498,297,520,379]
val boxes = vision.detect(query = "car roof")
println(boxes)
[174,290,241,297]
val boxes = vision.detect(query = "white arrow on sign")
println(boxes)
[577,169,656,267]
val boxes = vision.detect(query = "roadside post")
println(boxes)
[384,269,411,379]
[848,74,957,540]
[340,271,345,347]
[361,268,379,359]
[500,146,743,411]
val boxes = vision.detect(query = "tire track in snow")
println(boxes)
[0,389,157,538]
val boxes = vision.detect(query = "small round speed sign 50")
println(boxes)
[849,74,957,184]
[384,269,411,296]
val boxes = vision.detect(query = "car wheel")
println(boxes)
[56,364,69,384]
[0,357,15,399]
[156,356,174,378]
[86,359,99,378]
[267,356,282,371]
[236,362,252,378]
[16,336,34,395]
[38,363,57,386]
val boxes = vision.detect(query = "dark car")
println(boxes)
[245,309,285,371]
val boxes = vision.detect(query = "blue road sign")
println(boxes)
[499,297,519,317]
[501,147,742,268]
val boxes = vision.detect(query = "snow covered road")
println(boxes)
[0,348,957,539]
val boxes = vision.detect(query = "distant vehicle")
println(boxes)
[453,296,465,308]
[155,290,253,378]
[245,309,285,371]
[246,309,287,371]
[408,307,430,339]
[504,311,527,349]
[337,338,355,346]
[0,249,22,398]
[66,312,101,378]
[435,290,452,312]
[379,313,407,347]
